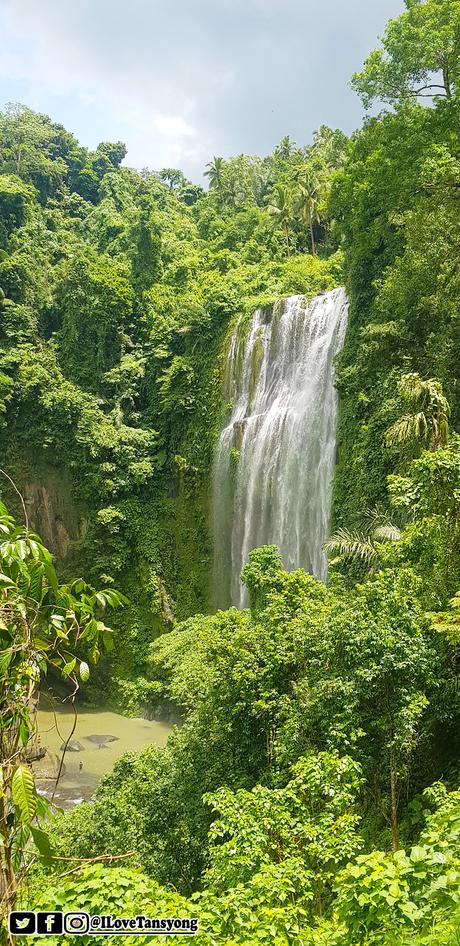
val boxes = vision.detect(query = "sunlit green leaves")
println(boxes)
[30,826,52,860]
[337,786,460,943]
[352,0,460,108]
[79,660,90,682]
[12,765,37,824]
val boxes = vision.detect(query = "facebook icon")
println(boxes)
[36,913,63,935]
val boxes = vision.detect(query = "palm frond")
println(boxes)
[385,412,428,447]
[323,528,378,565]
[386,374,450,452]
[360,506,402,542]
[373,523,402,542]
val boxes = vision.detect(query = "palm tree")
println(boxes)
[324,507,401,571]
[274,135,296,159]
[204,156,226,205]
[267,183,293,255]
[295,171,320,255]
[386,373,450,452]
[252,171,273,207]
[159,168,187,190]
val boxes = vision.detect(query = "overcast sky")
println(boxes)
[0,0,404,181]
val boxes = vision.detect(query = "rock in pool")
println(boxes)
[60,739,84,752]
[33,749,66,780]
[85,734,119,748]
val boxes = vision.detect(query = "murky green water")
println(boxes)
[35,701,172,809]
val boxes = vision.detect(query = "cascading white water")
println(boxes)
[212,287,348,608]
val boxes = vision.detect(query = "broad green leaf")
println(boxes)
[62,657,77,676]
[79,660,90,682]
[43,562,59,595]
[0,649,13,675]
[0,572,14,587]
[31,826,52,859]
[28,562,44,603]
[12,765,37,823]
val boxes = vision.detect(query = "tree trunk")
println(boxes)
[0,679,37,931]
[0,788,17,944]
[442,61,452,99]
[314,876,323,918]
[389,748,399,851]
[284,224,290,256]
[309,220,316,256]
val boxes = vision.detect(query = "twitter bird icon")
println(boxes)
[9,912,36,935]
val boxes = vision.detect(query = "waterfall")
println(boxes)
[212,287,348,608]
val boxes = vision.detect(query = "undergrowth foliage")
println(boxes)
[0,498,125,935]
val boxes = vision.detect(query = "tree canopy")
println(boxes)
[352,0,460,107]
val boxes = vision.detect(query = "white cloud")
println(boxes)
[0,0,405,179]
[154,115,195,138]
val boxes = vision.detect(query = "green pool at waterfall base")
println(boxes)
[35,703,172,809]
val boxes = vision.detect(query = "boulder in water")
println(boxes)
[33,749,65,780]
[24,746,47,763]
[60,739,84,752]
[85,734,119,747]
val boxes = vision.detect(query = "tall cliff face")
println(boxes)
[23,476,87,561]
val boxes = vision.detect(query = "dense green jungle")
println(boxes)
[2,1,460,943]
